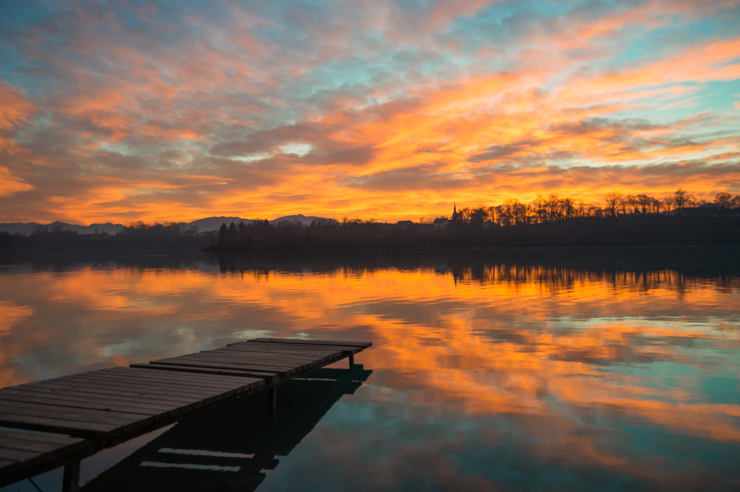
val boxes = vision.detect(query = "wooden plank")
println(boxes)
[156,355,301,370]
[175,351,335,368]
[151,360,296,377]
[11,375,209,398]
[224,343,342,355]
[104,367,252,387]
[0,430,91,481]
[150,360,288,377]
[201,348,331,360]
[0,430,83,446]
[159,354,305,371]
[129,363,262,378]
[0,447,42,462]
[4,383,201,407]
[224,342,342,352]
[91,369,246,388]
[0,386,247,439]
[19,377,224,402]
[158,351,308,365]
[0,412,118,436]
[245,338,372,348]
[0,400,142,424]
[70,371,246,393]
[0,437,70,454]
[1,387,175,412]
[0,391,168,416]
[199,350,336,364]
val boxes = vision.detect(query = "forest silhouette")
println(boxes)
[2,189,739,252]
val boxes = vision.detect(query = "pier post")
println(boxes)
[268,385,277,414]
[349,354,355,368]
[62,460,80,492]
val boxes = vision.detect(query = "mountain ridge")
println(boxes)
[0,215,339,235]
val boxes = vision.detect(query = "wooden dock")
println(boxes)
[0,338,371,491]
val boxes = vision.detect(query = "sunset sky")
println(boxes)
[1,0,739,224]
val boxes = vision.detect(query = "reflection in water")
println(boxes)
[80,366,372,492]
[0,248,739,490]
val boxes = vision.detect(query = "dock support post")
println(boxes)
[349,354,355,368]
[62,460,80,492]
[267,385,277,414]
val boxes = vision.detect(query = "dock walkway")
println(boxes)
[0,338,371,491]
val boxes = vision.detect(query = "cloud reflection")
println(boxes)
[0,253,739,488]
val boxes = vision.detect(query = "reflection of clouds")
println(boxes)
[0,259,739,487]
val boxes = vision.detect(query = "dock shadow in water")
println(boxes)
[81,365,372,492]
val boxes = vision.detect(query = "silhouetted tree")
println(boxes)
[715,192,733,211]
[218,223,229,246]
[604,192,623,217]
[673,189,694,214]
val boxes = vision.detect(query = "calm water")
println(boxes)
[1,248,739,491]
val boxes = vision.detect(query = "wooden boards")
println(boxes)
[244,338,372,351]
[0,429,92,487]
[0,337,372,489]
[136,339,372,381]
[0,367,265,440]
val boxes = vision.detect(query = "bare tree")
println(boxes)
[533,195,547,223]
[604,191,623,217]
[673,189,694,214]
[714,192,733,210]
[663,195,675,213]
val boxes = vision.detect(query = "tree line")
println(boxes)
[1,189,738,252]
[0,221,205,252]
[450,190,740,227]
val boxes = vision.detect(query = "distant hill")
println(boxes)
[187,215,338,231]
[0,221,124,236]
[0,215,339,236]
[270,214,339,226]
[186,217,254,232]
[0,223,43,235]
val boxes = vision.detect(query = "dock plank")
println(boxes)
[0,391,170,416]
[70,373,239,394]
[158,353,302,369]
[224,343,342,355]
[8,382,205,406]
[129,363,267,379]
[245,338,372,349]
[0,400,142,425]
[16,379,215,404]
[0,367,265,439]
[150,359,290,377]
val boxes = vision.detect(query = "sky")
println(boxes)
[0,0,739,224]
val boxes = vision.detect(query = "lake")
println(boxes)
[1,247,739,491]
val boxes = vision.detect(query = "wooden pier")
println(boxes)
[0,338,371,491]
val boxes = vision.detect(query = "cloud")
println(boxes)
[0,1,739,223]
[0,167,33,197]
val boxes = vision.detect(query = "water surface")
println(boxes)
[1,248,739,491]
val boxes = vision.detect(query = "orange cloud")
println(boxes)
[0,167,33,197]
[1,2,739,223]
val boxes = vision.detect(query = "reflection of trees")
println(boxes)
[207,249,740,296]
[8,247,738,296]
[451,265,739,296]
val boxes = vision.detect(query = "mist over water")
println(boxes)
[1,247,739,491]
